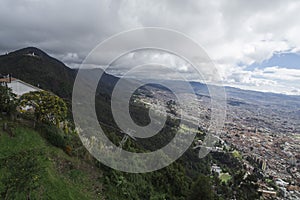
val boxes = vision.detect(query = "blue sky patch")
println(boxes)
[247,52,300,70]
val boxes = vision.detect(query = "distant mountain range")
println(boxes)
[1,47,299,109]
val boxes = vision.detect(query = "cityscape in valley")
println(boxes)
[1,1,300,200]
[135,82,300,199]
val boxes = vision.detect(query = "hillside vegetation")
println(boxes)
[0,121,103,199]
[0,47,261,200]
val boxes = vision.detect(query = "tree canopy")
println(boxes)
[19,91,67,126]
[0,85,17,115]
[188,174,215,200]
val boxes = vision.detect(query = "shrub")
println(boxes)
[38,124,66,148]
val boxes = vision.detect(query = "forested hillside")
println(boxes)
[0,48,261,199]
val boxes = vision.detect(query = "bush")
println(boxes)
[37,124,66,148]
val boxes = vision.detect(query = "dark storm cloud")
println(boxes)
[1,0,298,67]
[0,0,124,65]
[1,0,300,94]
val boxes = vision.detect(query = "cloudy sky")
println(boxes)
[1,0,300,95]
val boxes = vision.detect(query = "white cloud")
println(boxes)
[1,0,300,94]
[225,66,300,95]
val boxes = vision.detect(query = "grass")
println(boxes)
[232,150,242,160]
[219,173,232,184]
[0,121,103,199]
[0,126,46,159]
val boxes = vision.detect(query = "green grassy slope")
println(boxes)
[0,121,103,200]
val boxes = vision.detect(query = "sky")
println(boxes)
[1,0,300,95]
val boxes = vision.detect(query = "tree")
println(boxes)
[188,174,214,200]
[0,85,17,115]
[236,174,260,199]
[19,91,67,126]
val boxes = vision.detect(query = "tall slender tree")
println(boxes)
[0,85,17,115]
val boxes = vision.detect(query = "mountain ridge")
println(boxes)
[0,47,75,98]
[1,47,300,99]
